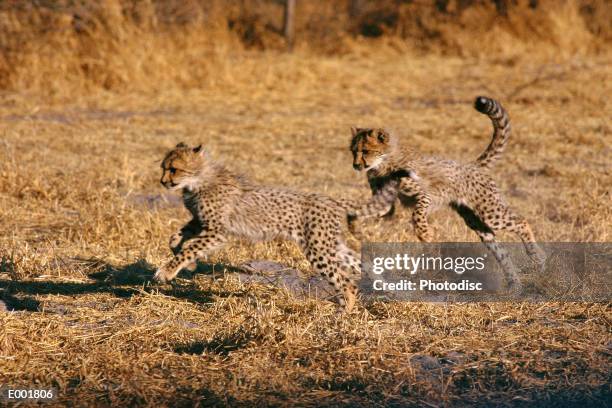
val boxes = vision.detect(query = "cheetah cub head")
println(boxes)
[349,127,393,172]
[160,142,206,191]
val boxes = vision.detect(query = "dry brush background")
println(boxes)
[0,1,610,406]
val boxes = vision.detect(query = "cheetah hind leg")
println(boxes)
[337,242,361,311]
[337,243,362,280]
[508,217,547,271]
[453,203,522,294]
[305,247,357,312]
[483,207,547,272]
[479,233,523,295]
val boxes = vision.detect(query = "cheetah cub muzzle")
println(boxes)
[155,143,361,311]
[348,96,547,293]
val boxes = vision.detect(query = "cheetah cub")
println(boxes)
[349,96,546,291]
[155,143,361,311]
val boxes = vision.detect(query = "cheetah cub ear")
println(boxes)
[192,144,203,154]
[350,127,360,137]
[176,142,188,148]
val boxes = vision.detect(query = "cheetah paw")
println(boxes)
[153,265,174,283]
[533,249,548,272]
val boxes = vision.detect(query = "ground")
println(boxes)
[0,52,610,406]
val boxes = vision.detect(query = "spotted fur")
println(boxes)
[156,143,361,311]
[349,97,546,291]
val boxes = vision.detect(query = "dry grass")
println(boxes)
[1,50,610,406]
[1,0,610,96]
[0,2,611,406]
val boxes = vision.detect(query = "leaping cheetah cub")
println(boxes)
[349,96,546,291]
[154,143,361,311]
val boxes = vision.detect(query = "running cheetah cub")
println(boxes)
[349,96,546,291]
[155,143,361,311]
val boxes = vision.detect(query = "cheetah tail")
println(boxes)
[473,96,511,169]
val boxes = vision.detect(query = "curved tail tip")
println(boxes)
[474,96,491,113]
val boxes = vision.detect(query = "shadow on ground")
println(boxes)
[0,258,246,312]
[174,334,253,357]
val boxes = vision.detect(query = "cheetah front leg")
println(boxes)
[411,193,434,242]
[452,203,522,293]
[155,232,227,283]
[170,218,202,253]
[394,177,435,242]
[355,175,434,242]
[169,218,203,272]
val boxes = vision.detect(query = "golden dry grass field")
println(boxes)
[0,1,611,406]
[1,50,610,407]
